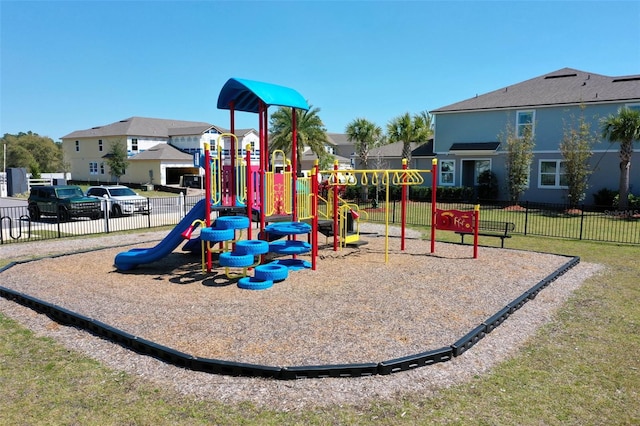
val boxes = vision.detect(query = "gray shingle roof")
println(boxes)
[62,117,214,139]
[167,124,222,136]
[128,143,192,161]
[411,140,435,157]
[449,142,500,151]
[300,149,351,163]
[370,141,418,157]
[432,68,640,113]
[326,133,351,146]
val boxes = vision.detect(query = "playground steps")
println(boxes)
[316,219,367,247]
[251,208,292,223]
[265,214,294,222]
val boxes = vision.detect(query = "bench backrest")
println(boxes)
[478,220,515,233]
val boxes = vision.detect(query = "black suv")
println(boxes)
[28,185,102,221]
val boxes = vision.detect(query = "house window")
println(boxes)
[100,163,105,174]
[89,162,98,175]
[516,110,535,138]
[627,103,640,112]
[539,160,567,188]
[98,139,103,152]
[131,138,138,151]
[440,160,455,186]
[75,141,80,152]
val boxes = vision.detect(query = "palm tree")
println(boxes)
[386,111,433,163]
[269,104,329,175]
[600,107,640,210]
[345,118,385,170]
[345,118,385,200]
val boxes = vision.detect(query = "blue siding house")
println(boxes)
[431,68,640,205]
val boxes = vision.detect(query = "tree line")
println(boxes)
[5,105,638,209]
[269,106,434,172]
[1,132,65,178]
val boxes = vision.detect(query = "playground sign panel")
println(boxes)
[434,206,480,258]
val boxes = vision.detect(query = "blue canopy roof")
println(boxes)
[217,78,310,113]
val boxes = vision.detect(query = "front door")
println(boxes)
[461,159,491,188]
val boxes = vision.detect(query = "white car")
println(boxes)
[86,185,151,217]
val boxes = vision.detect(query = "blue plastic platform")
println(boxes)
[269,240,311,255]
[270,258,312,271]
[265,221,311,236]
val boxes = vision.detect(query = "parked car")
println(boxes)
[28,185,102,221]
[86,185,151,217]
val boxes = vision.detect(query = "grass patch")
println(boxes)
[1,233,639,424]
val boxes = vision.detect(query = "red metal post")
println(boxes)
[311,160,319,270]
[259,102,267,237]
[204,142,212,272]
[333,161,339,251]
[430,158,438,254]
[246,144,252,240]
[229,101,236,206]
[291,108,298,221]
[473,204,480,259]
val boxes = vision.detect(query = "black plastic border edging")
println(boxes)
[0,254,580,380]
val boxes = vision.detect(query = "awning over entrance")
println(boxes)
[448,142,500,156]
[217,78,310,113]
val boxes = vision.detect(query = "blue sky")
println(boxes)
[1,1,639,141]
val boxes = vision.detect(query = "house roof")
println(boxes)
[217,78,310,113]
[300,149,351,164]
[448,142,501,155]
[326,133,351,146]
[411,140,435,157]
[449,142,500,151]
[128,143,193,161]
[432,68,640,113]
[62,117,214,139]
[370,141,418,157]
[63,117,257,139]
[167,124,224,136]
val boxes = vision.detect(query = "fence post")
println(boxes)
[392,199,396,224]
[146,197,151,228]
[102,198,110,233]
[579,204,585,240]
[524,201,529,235]
[56,202,62,239]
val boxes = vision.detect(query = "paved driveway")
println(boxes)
[0,197,27,208]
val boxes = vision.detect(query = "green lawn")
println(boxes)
[1,233,639,425]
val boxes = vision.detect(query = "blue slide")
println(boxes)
[114,199,206,271]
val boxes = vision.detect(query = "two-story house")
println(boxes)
[431,68,640,204]
[61,117,259,186]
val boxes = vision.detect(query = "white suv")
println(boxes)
[86,185,151,217]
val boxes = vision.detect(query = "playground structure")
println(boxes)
[114,77,480,284]
[0,78,585,383]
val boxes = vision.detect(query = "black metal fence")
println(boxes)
[0,194,203,245]
[360,199,640,245]
[1,195,638,245]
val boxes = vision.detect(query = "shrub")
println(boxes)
[477,170,499,200]
[614,193,640,210]
[593,188,618,207]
